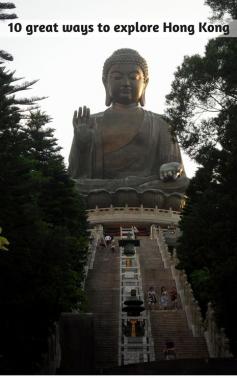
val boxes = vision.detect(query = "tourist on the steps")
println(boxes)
[105,234,112,246]
[99,236,106,248]
[110,239,116,252]
[159,286,169,310]
[169,286,178,309]
[163,341,176,360]
[147,286,157,309]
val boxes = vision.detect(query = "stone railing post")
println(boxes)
[157,228,169,269]
[158,229,205,337]
[109,204,114,213]
[82,224,104,289]
[195,305,204,336]
[154,227,233,351]
[150,224,156,240]
[204,302,233,358]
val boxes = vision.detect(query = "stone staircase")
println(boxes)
[85,234,208,371]
[138,237,208,360]
[150,311,208,359]
[85,242,120,370]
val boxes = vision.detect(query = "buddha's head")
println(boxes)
[102,48,149,107]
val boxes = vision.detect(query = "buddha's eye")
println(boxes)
[129,75,138,80]
[110,72,122,80]
[129,73,141,80]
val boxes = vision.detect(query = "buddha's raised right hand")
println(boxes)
[72,106,94,143]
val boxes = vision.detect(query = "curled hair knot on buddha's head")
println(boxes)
[102,48,149,82]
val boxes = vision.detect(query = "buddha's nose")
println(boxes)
[121,76,130,86]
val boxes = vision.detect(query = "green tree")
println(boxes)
[205,0,237,18]
[0,1,17,19]
[166,33,237,354]
[0,227,9,251]
[166,38,237,160]
[0,62,88,372]
[25,111,88,311]
[0,1,17,61]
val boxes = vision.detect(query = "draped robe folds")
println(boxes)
[68,108,188,194]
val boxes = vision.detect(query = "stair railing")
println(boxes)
[151,225,206,337]
[151,225,203,336]
[82,224,104,289]
[204,302,233,358]
[150,224,233,357]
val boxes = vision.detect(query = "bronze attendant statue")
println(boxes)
[68,48,188,209]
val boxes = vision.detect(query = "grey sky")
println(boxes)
[1,0,213,176]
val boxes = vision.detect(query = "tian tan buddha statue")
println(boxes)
[68,48,189,210]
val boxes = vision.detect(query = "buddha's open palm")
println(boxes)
[73,106,94,143]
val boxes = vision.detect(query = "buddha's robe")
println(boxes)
[68,107,187,193]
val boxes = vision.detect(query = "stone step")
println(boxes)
[85,240,120,370]
[85,233,208,370]
[138,236,209,361]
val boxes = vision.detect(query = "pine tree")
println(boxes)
[25,111,88,313]
[0,65,88,372]
[0,1,17,19]
[0,1,17,61]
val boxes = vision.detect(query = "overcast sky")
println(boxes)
[1,0,214,176]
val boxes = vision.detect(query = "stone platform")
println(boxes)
[87,205,181,227]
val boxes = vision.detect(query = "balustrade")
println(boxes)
[150,224,233,357]
[204,302,233,358]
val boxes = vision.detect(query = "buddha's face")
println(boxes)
[106,63,148,105]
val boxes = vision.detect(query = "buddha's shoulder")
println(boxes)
[91,111,104,119]
[144,110,171,127]
[90,109,170,128]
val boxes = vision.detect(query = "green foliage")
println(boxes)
[189,268,211,313]
[205,0,237,19]
[0,61,88,372]
[0,1,17,20]
[0,227,9,251]
[0,2,16,61]
[166,36,237,354]
[166,38,237,160]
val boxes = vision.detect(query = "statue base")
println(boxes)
[74,176,188,211]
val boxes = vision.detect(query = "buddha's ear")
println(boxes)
[140,92,146,106]
[105,89,112,106]
[103,78,112,107]
[140,78,149,107]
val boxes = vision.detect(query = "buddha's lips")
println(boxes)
[120,90,132,95]
[120,87,132,93]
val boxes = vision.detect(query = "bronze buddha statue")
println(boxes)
[68,48,188,209]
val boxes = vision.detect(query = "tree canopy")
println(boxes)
[166,38,237,161]
[205,0,237,18]
[166,0,237,354]
[0,55,88,373]
[0,1,17,19]
[0,2,17,60]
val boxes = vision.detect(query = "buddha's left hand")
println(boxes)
[160,162,183,181]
